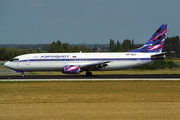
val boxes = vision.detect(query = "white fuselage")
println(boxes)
[4,52,164,72]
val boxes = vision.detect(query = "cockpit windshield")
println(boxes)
[10,58,19,62]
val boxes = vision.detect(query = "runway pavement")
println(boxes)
[1,74,180,81]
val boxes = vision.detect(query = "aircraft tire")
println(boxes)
[86,71,92,76]
[21,73,25,77]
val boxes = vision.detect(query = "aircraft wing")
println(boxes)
[80,61,110,71]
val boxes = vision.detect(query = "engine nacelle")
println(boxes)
[62,65,80,74]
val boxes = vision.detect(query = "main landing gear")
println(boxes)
[86,71,92,76]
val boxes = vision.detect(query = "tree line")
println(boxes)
[0,40,91,60]
[48,40,91,53]
[163,36,180,57]
[109,39,135,52]
[0,36,180,60]
[109,36,180,58]
[0,47,44,61]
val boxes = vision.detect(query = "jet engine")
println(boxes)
[62,65,80,74]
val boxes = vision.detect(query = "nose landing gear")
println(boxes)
[21,72,25,77]
[15,71,25,77]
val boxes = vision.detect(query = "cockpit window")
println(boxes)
[10,58,19,62]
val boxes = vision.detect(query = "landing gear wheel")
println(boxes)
[21,73,25,77]
[86,71,92,76]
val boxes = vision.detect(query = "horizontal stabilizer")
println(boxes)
[151,51,174,57]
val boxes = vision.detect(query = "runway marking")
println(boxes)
[1,78,180,81]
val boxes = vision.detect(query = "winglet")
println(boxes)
[128,24,168,53]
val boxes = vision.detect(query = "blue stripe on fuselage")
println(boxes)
[12,57,164,62]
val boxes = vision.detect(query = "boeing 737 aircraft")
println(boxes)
[4,24,168,76]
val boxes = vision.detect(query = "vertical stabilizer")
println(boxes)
[129,24,168,53]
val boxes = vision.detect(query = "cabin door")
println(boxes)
[136,54,141,64]
[26,56,30,65]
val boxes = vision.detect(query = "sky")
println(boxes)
[1,0,180,44]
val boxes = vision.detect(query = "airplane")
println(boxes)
[4,24,168,76]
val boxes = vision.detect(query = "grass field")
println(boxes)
[1,81,180,119]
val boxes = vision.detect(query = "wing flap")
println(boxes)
[80,61,110,71]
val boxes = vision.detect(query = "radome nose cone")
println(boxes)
[4,61,10,68]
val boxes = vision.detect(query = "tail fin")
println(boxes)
[128,24,168,53]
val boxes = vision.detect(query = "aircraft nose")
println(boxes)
[4,61,10,68]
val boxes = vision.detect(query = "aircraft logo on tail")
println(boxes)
[129,24,168,53]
